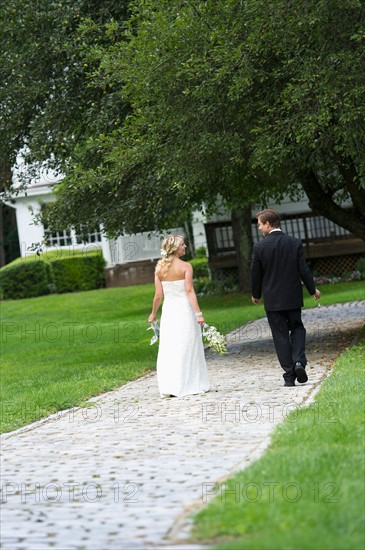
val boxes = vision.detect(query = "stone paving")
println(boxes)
[1,301,364,550]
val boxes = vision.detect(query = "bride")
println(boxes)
[148,235,210,398]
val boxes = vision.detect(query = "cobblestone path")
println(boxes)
[1,301,364,550]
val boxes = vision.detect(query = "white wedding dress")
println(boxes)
[157,280,210,397]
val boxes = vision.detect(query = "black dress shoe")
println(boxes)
[284,381,295,387]
[294,362,308,383]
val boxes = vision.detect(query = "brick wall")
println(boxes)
[104,259,158,287]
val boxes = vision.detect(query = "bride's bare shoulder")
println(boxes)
[174,258,190,272]
[180,259,192,271]
[179,258,190,266]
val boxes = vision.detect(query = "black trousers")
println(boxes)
[266,308,307,382]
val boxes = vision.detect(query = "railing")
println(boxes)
[109,229,184,264]
[252,213,352,245]
[206,213,354,257]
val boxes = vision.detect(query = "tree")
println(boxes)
[240,0,365,238]
[2,0,364,283]
[43,0,365,236]
[0,0,130,186]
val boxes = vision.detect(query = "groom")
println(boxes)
[251,208,321,386]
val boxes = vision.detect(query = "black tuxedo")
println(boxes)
[251,231,316,383]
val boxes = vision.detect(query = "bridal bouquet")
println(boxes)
[147,321,160,345]
[202,324,227,355]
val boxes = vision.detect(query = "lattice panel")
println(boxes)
[311,254,363,276]
[211,267,239,287]
[211,254,362,286]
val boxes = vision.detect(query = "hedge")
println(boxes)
[51,255,105,293]
[0,261,54,300]
[0,252,105,300]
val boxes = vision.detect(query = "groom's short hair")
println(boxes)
[256,208,281,228]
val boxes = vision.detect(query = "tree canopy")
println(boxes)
[1,0,365,239]
[0,0,130,181]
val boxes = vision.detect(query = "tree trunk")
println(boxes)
[0,205,5,268]
[184,219,195,259]
[300,168,365,241]
[335,155,365,216]
[0,162,12,268]
[231,206,253,293]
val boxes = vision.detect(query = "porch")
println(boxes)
[205,213,365,277]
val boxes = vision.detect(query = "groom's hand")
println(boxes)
[313,289,321,300]
[252,297,261,305]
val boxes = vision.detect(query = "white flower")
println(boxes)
[147,321,160,345]
[160,249,167,257]
[202,324,228,355]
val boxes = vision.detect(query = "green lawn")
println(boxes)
[192,340,365,550]
[1,280,363,433]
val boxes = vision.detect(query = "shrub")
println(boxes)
[195,246,207,258]
[51,254,105,293]
[0,261,54,300]
[314,275,341,285]
[0,251,105,300]
[341,270,363,283]
[355,256,365,276]
[189,257,209,278]
[194,276,239,297]
[194,277,223,296]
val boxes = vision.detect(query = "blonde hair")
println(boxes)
[155,234,184,277]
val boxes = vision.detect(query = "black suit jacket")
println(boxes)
[251,231,316,311]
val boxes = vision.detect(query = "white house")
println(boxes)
[9,181,209,265]
[5,161,208,285]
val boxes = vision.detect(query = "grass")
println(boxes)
[191,340,365,550]
[0,280,364,433]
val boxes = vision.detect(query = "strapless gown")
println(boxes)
[156,280,210,397]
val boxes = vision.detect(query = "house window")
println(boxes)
[41,202,102,247]
[214,225,234,250]
[280,217,306,240]
[205,222,235,255]
[46,229,73,247]
[308,216,350,240]
[41,203,72,247]
[76,228,102,244]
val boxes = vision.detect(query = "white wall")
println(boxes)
[13,194,52,258]
[191,210,208,251]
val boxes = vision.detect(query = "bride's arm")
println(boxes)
[184,263,205,326]
[148,274,163,322]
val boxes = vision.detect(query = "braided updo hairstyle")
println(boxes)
[155,235,184,277]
